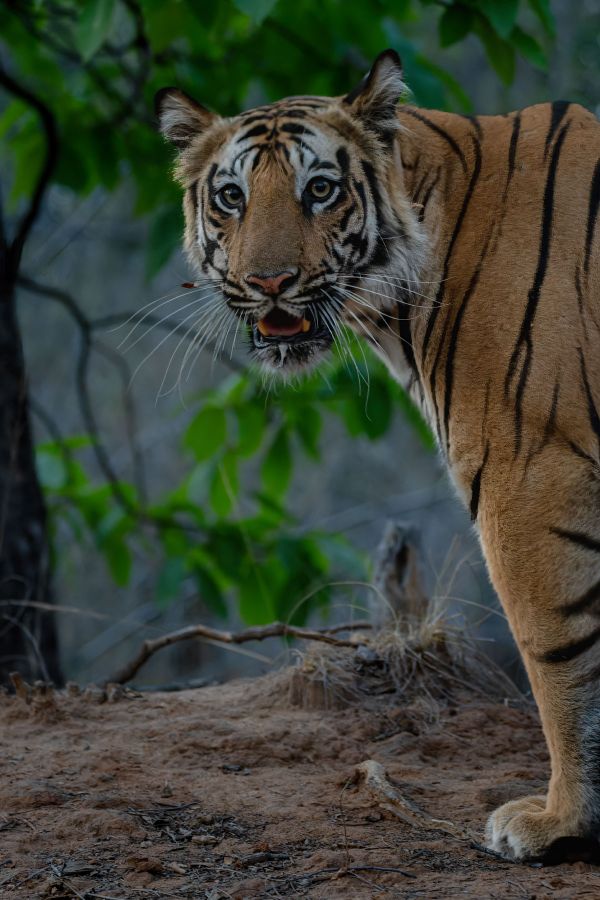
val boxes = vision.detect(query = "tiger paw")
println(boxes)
[486,795,599,863]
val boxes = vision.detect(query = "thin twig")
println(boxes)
[108,620,373,684]
[0,62,58,272]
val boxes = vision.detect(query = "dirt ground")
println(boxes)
[1,648,600,900]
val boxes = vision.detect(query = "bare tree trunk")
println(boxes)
[0,62,62,685]
[0,275,61,684]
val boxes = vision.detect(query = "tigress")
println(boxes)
[156,49,600,862]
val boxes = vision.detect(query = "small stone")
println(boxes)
[192,835,218,845]
[166,862,186,874]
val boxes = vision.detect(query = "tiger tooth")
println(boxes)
[257,319,269,336]
[301,318,311,333]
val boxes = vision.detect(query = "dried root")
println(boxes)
[354,759,475,841]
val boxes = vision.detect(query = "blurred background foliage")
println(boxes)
[1,0,598,684]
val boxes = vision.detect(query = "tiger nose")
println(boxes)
[246,268,298,296]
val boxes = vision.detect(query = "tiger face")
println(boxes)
[156,51,426,372]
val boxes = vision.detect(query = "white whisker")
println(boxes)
[155,296,224,399]
[336,278,439,307]
[120,288,219,352]
[183,306,232,386]
[322,290,369,394]
[129,294,222,389]
[110,283,208,335]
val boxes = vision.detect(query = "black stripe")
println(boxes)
[543,378,560,439]
[428,311,452,444]
[412,170,429,205]
[541,625,600,663]
[442,230,491,452]
[425,137,483,437]
[505,112,521,197]
[396,299,416,375]
[575,266,586,328]
[338,200,357,232]
[544,100,570,159]
[470,444,489,521]
[280,123,315,136]
[578,347,600,451]
[568,439,599,469]
[402,109,468,174]
[419,169,440,223]
[460,114,482,137]
[584,158,600,277]
[361,159,384,247]
[421,134,482,364]
[236,124,269,141]
[336,148,350,174]
[309,159,337,171]
[552,526,600,554]
[561,579,600,617]
[505,122,570,456]
[525,379,560,469]
[237,112,273,124]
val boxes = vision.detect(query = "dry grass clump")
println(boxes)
[288,593,523,712]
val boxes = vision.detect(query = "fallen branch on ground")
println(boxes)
[355,759,475,841]
[354,760,534,863]
[108,620,372,685]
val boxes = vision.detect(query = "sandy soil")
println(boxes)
[1,652,600,900]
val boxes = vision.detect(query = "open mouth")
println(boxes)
[255,308,313,343]
[248,304,333,369]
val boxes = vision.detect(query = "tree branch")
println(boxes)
[0,62,58,275]
[17,275,242,535]
[0,177,7,257]
[108,619,373,684]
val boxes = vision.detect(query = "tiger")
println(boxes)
[155,49,600,862]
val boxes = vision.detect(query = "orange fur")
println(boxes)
[157,54,600,861]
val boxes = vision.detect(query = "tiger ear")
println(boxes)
[342,49,405,137]
[154,87,218,149]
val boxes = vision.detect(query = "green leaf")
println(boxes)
[475,13,516,85]
[261,426,292,497]
[479,0,518,39]
[362,378,393,440]
[8,125,44,207]
[238,563,277,624]
[205,528,246,579]
[526,0,555,37]
[36,449,67,490]
[209,452,239,517]
[194,566,228,617]
[236,404,267,457]
[101,535,132,586]
[232,0,279,25]
[156,556,187,608]
[55,140,92,193]
[438,4,473,47]
[146,204,183,278]
[75,0,116,61]
[185,407,227,461]
[0,101,28,140]
[510,25,547,71]
[294,407,322,460]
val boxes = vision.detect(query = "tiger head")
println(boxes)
[156,50,426,372]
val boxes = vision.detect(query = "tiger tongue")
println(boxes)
[257,308,310,337]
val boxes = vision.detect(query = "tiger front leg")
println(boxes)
[476,446,600,862]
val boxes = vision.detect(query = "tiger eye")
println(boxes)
[307,177,334,200]
[218,183,244,208]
